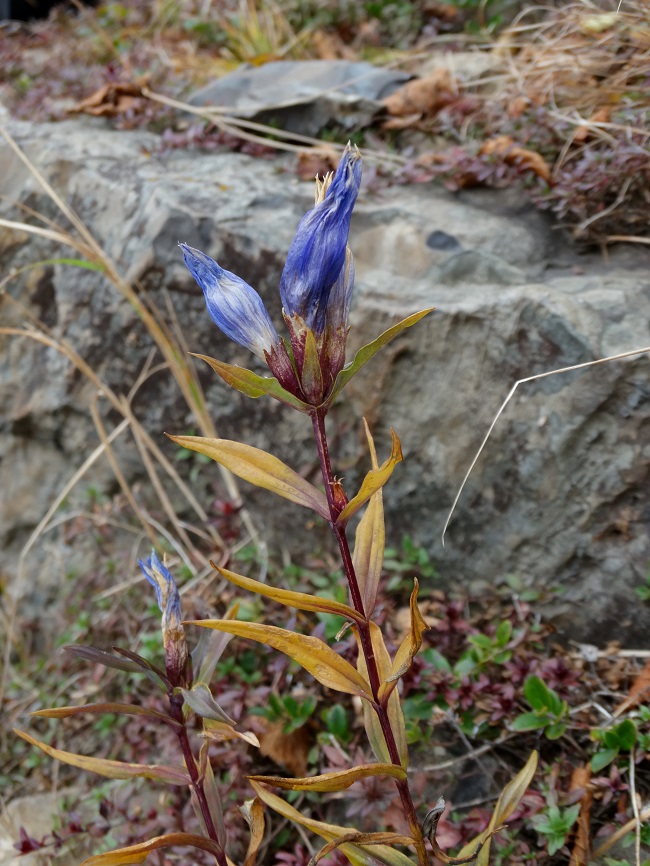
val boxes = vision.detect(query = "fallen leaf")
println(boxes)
[569,764,592,866]
[573,107,611,143]
[613,656,650,717]
[258,720,311,777]
[311,29,357,61]
[296,146,340,181]
[479,135,551,183]
[382,69,457,120]
[69,82,147,118]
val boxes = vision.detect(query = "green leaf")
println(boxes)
[468,634,494,650]
[192,353,309,410]
[330,308,435,402]
[188,619,372,698]
[14,729,190,785]
[616,718,637,751]
[591,748,619,772]
[495,620,512,646]
[166,436,329,519]
[511,712,552,731]
[337,429,403,526]
[545,722,567,740]
[523,675,555,713]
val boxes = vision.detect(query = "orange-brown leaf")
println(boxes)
[337,429,403,526]
[78,833,222,866]
[247,763,406,792]
[188,620,372,698]
[569,764,592,866]
[479,135,551,182]
[383,69,457,118]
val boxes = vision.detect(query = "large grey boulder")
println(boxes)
[1,117,649,643]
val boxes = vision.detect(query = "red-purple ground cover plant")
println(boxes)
[15,146,537,866]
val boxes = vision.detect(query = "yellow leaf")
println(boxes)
[247,763,406,791]
[337,429,403,526]
[187,620,372,698]
[380,580,428,702]
[352,420,385,618]
[355,625,408,768]
[310,833,415,866]
[241,797,265,866]
[14,730,189,785]
[457,751,538,865]
[78,833,222,866]
[166,436,329,519]
[214,565,364,624]
[202,718,260,747]
[249,781,416,866]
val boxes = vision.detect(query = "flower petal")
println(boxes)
[181,244,279,358]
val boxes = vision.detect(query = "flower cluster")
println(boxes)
[180,145,362,408]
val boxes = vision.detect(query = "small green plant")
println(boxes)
[635,569,650,602]
[456,619,513,675]
[591,718,638,772]
[512,675,569,739]
[251,692,317,734]
[532,801,581,856]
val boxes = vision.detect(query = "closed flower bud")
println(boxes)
[139,551,191,687]
[180,244,280,359]
[280,145,361,335]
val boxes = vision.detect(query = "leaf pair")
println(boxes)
[192,308,434,411]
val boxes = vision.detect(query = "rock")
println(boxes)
[188,60,411,136]
[1,117,649,645]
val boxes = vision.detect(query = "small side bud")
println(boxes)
[139,551,191,688]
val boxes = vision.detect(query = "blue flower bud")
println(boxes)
[280,146,361,334]
[180,244,280,358]
[139,551,190,686]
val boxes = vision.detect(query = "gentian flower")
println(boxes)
[180,245,280,359]
[180,144,362,407]
[139,551,190,686]
[279,147,361,334]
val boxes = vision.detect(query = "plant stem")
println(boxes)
[310,409,429,865]
[169,693,228,866]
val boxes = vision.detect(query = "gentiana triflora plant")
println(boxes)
[16,145,537,866]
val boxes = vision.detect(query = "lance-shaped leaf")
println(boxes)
[193,603,239,686]
[181,683,235,724]
[247,763,406,792]
[167,436,329,519]
[78,833,223,866]
[457,750,538,866]
[214,564,364,624]
[192,353,309,411]
[337,429,403,526]
[379,580,428,703]
[188,620,371,698]
[241,798,265,866]
[355,624,408,768]
[14,730,190,785]
[200,740,226,847]
[352,420,385,617]
[330,308,435,402]
[64,645,144,674]
[310,833,415,866]
[250,781,416,866]
[32,703,180,729]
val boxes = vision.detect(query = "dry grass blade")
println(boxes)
[443,345,650,543]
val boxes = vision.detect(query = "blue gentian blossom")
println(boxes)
[279,147,361,334]
[139,551,190,686]
[180,144,362,406]
[180,245,280,359]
